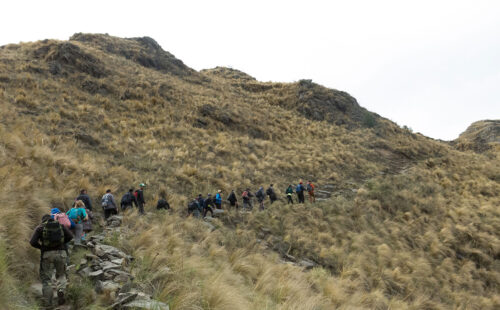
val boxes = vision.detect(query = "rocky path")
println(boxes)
[32,215,169,310]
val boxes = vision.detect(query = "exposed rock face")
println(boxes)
[454,120,500,153]
[70,33,194,78]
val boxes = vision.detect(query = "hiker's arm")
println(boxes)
[62,226,74,243]
[29,226,42,249]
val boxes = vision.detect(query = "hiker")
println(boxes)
[214,190,223,209]
[266,184,277,204]
[242,188,253,210]
[203,193,215,217]
[188,199,201,218]
[82,203,93,241]
[156,190,171,210]
[76,189,93,211]
[30,214,73,307]
[66,200,88,245]
[101,189,118,219]
[286,185,294,204]
[307,181,316,203]
[121,188,138,211]
[255,186,266,210]
[136,183,146,214]
[296,181,305,203]
[227,190,238,209]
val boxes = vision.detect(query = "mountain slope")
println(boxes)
[0,34,498,309]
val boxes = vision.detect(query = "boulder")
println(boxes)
[202,221,216,231]
[30,283,43,297]
[78,266,91,277]
[101,261,121,271]
[94,244,127,259]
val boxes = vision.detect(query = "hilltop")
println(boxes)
[0,34,498,309]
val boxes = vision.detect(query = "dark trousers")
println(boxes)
[203,206,213,217]
[287,195,293,204]
[297,192,305,203]
[138,202,145,214]
[104,208,117,219]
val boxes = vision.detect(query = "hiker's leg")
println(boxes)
[138,202,144,214]
[73,224,83,245]
[40,252,54,307]
[54,251,67,296]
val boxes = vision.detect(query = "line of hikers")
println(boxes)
[29,180,315,307]
[187,181,316,218]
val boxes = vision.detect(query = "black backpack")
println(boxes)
[157,199,170,210]
[42,219,64,248]
[188,200,199,212]
[121,193,132,205]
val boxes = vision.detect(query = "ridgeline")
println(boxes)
[0,34,498,309]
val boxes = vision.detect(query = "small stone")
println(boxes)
[123,299,169,310]
[66,264,76,273]
[80,258,88,266]
[114,273,131,283]
[78,266,91,277]
[89,270,104,280]
[299,258,316,269]
[101,261,120,271]
[110,292,138,309]
[111,258,124,265]
[30,283,43,297]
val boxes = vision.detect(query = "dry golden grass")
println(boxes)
[0,34,498,309]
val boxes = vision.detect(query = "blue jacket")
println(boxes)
[215,193,222,204]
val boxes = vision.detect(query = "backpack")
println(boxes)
[134,191,138,199]
[101,194,110,208]
[157,199,169,210]
[54,213,72,229]
[296,184,303,193]
[121,193,132,205]
[42,219,64,249]
[266,188,272,196]
[188,200,199,212]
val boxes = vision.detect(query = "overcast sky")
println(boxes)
[2,0,499,140]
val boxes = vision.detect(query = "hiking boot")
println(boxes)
[57,289,65,305]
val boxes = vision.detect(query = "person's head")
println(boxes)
[260,186,263,190]
[218,189,222,193]
[41,214,51,222]
[299,181,303,184]
[139,183,145,189]
[80,189,87,195]
[207,193,211,197]
[106,189,111,193]
[198,194,203,198]
[74,200,85,208]
[270,184,273,187]
[129,188,134,193]
[231,189,234,193]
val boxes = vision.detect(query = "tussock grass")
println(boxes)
[0,34,498,309]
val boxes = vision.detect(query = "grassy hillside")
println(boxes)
[0,34,498,309]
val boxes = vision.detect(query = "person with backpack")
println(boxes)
[307,181,316,203]
[76,189,93,211]
[101,189,118,219]
[156,190,171,210]
[188,198,201,218]
[255,186,266,210]
[214,190,223,209]
[266,184,277,204]
[136,183,146,215]
[227,190,238,209]
[82,203,93,241]
[242,188,253,211]
[66,200,88,245]
[203,193,215,217]
[30,214,73,307]
[286,185,294,204]
[121,188,138,211]
[296,181,305,204]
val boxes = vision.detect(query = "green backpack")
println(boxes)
[42,219,64,248]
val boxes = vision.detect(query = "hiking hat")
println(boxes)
[50,208,61,215]
[218,190,222,193]
[139,183,146,187]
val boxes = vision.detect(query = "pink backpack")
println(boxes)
[54,213,72,229]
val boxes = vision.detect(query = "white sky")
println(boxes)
[2,0,499,140]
